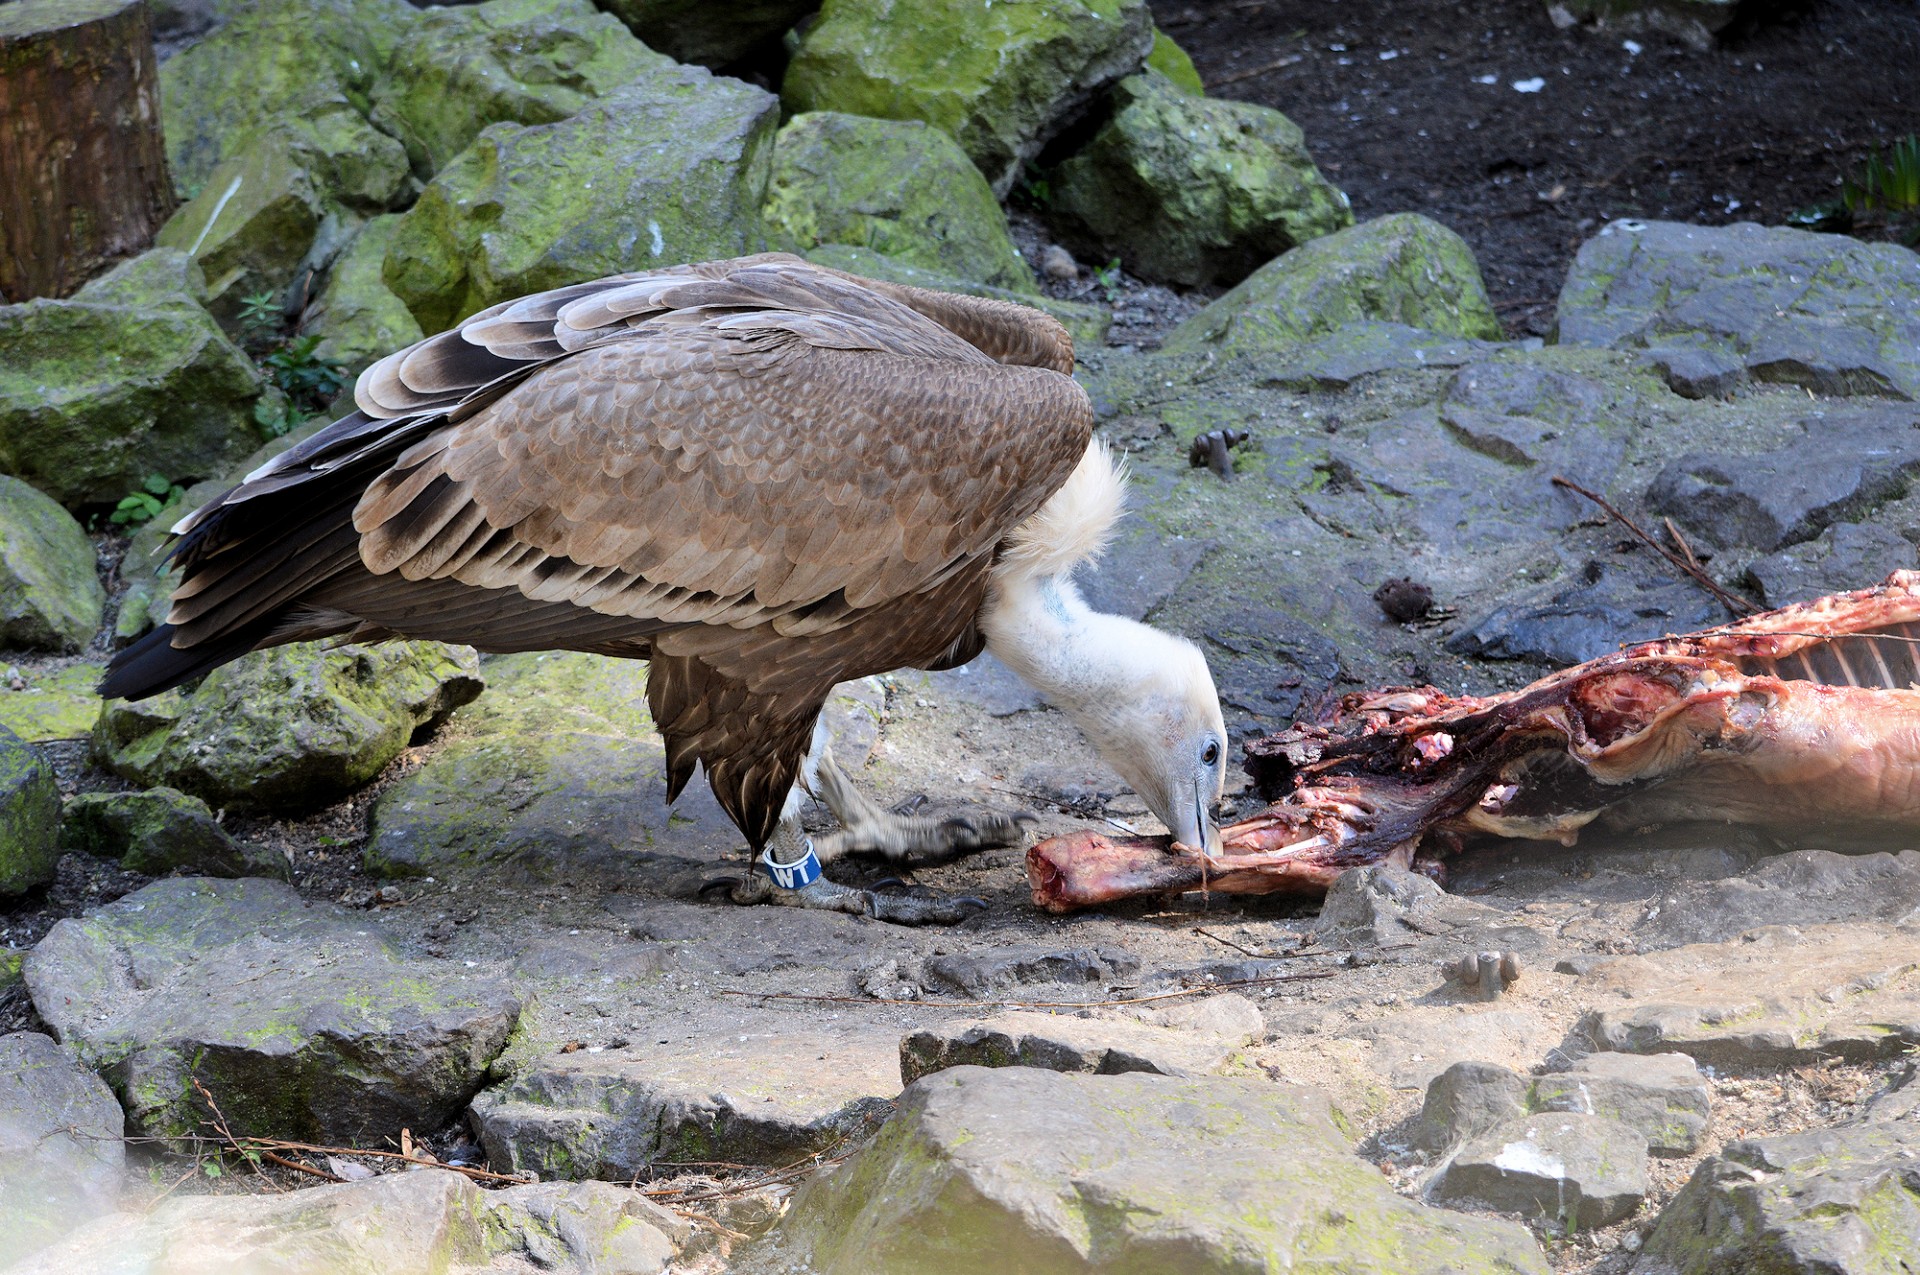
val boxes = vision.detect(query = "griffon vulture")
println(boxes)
[102,255,1227,923]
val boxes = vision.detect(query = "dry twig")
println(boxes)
[1551,475,1758,616]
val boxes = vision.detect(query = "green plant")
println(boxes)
[110,474,185,527]
[236,289,281,337]
[1795,135,1920,241]
[251,335,349,438]
[1843,134,1920,216]
[1095,257,1124,304]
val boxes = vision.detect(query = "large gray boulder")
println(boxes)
[1644,401,1920,553]
[1162,214,1503,360]
[1555,219,1920,400]
[0,250,265,509]
[747,1066,1550,1273]
[385,66,778,332]
[1049,71,1352,287]
[1635,1123,1920,1274]
[24,878,521,1142]
[0,475,103,653]
[0,1032,124,1262]
[783,0,1155,197]
[0,725,59,897]
[765,112,1035,292]
[93,641,483,814]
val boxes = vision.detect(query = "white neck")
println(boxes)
[981,572,1155,743]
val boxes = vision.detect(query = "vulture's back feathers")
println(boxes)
[103,254,1094,846]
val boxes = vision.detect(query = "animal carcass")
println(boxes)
[1030,571,1920,912]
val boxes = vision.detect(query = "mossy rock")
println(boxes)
[0,475,104,653]
[299,214,426,374]
[1048,71,1352,288]
[1147,27,1204,94]
[783,0,1155,197]
[60,787,288,880]
[805,243,1109,356]
[0,250,264,510]
[159,0,415,212]
[594,0,816,66]
[766,1067,1550,1273]
[0,664,103,745]
[1162,213,1503,359]
[0,724,59,897]
[368,0,668,178]
[765,112,1035,293]
[384,66,778,332]
[92,641,484,814]
[154,133,325,324]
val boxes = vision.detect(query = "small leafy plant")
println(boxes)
[252,335,349,438]
[236,289,281,338]
[110,474,185,526]
[1792,134,1920,242]
[1095,257,1125,305]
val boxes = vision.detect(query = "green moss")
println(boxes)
[368,0,667,177]
[0,250,265,509]
[1049,71,1352,287]
[0,723,59,896]
[783,0,1154,195]
[1164,213,1503,359]
[386,65,776,331]
[1146,28,1205,94]
[765,112,1035,292]
[0,475,105,652]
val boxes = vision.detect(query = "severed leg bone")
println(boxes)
[1031,570,1920,913]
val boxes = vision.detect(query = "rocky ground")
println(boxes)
[4,0,1920,1272]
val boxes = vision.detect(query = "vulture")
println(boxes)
[102,254,1228,923]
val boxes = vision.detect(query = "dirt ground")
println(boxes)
[1155,0,1920,334]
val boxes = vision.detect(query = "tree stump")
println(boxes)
[0,0,175,302]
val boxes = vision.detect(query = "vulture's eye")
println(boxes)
[1201,741,1221,767]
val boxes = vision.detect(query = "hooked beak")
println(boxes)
[1169,776,1224,858]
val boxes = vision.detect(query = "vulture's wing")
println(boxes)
[140,255,1088,674]
[347,296,1089,644]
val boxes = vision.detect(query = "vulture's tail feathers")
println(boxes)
[99,620,281,701]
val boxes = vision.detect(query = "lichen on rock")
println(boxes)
[0,724,59,897]
[0,475,105,653]
[765,111,1037,292]
[384,66,778,332]
[783,0,1156,196]
[298,213,426,373]
[368,0,669,179]
[1162,213,1504,360]
[1047,70,1353,287]
[92,641,483,814]
[0,250,265,509]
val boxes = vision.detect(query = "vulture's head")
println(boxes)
[1074,623,1229,856]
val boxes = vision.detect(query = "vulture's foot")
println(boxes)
[815,808,1036,866]
[811,740,1032,865]
[700,871,987,926]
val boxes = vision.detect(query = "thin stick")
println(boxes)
[716,969,1335,1011]
[1208,53,1302,87]
[1552,476,1758,616]
[1663,516,1704,574]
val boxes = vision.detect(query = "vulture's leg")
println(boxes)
[809,741,1034,865]
[705,737,992,925]
[713,817,989,924]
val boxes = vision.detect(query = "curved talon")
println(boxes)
[697,874,746,900]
